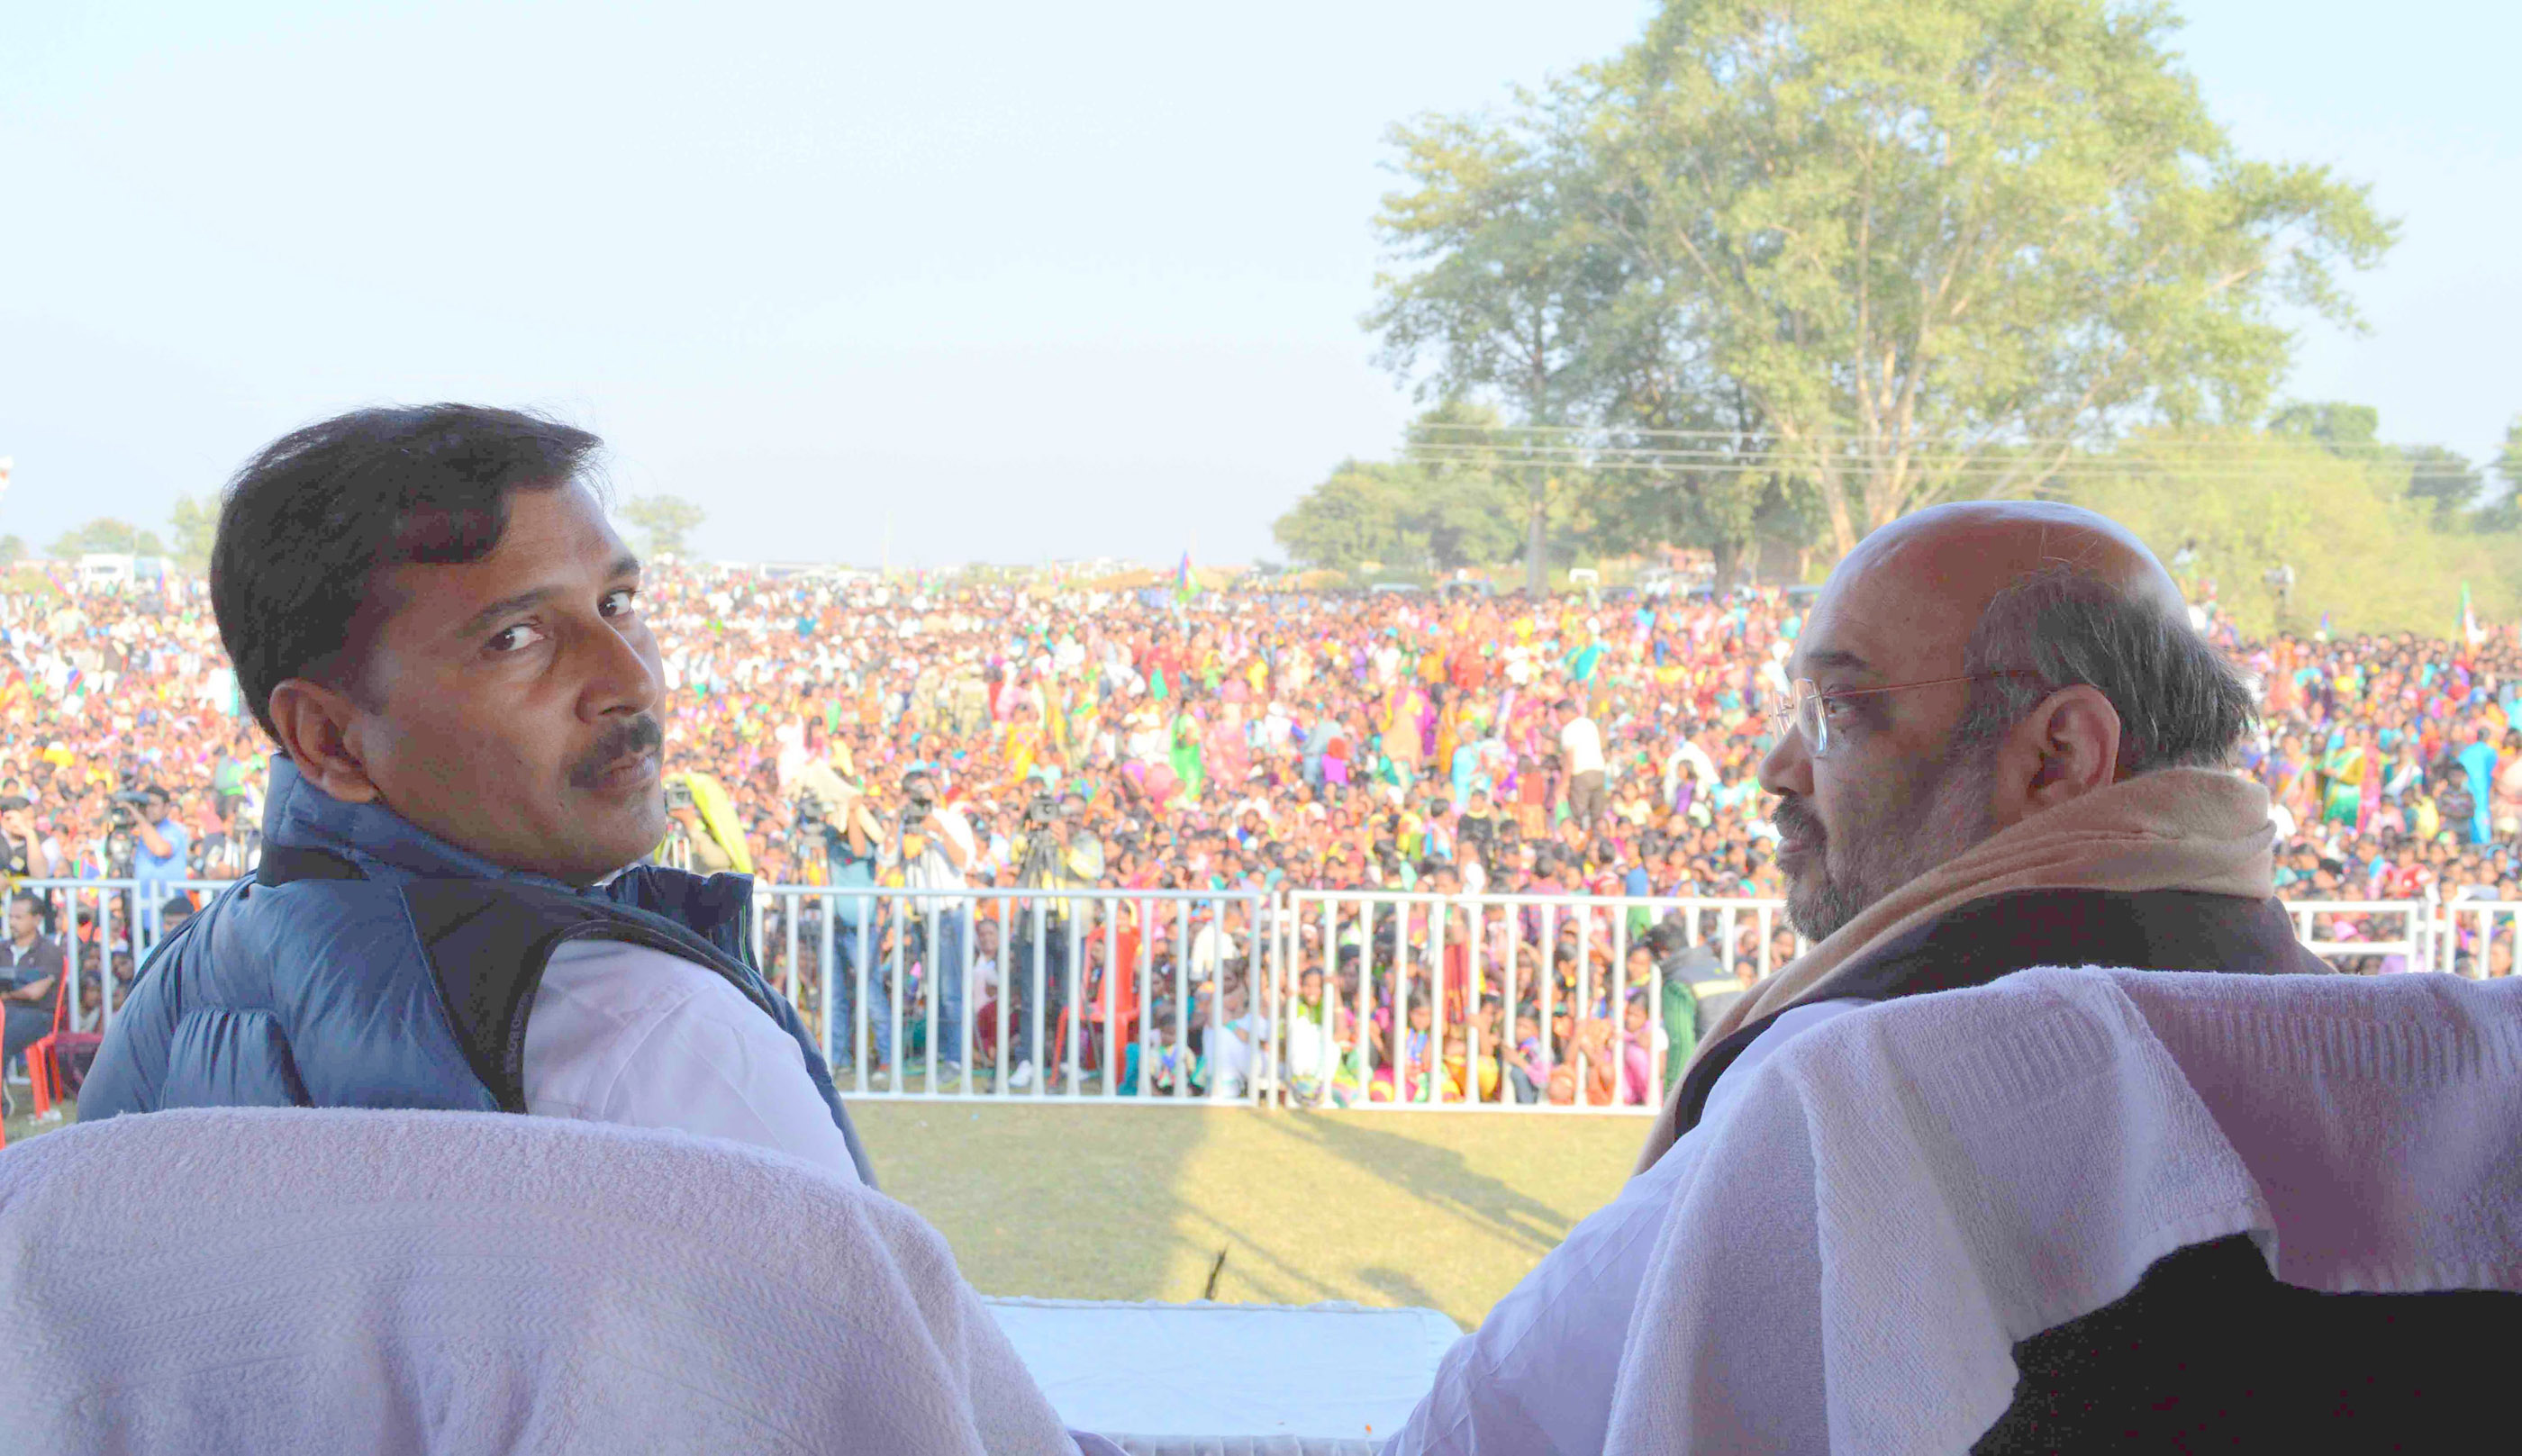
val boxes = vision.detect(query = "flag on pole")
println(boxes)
[2461,583,2485,648]
[1175,550,1201,602]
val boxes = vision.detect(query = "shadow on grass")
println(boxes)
[1357,1264,1447,1311]
[1266,1112,1585,1260]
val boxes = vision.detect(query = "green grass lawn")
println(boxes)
[851,1101,1646,1329]
[5,1096,1647,1330]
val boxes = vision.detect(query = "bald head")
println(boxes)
[1817,502,2190,681]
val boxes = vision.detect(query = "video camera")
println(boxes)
[663,777,696,812]
[1022,790,1057,831]
[107,790,154,831]
[903,782,938,830]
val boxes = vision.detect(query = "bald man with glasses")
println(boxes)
[1385,501,2329,1456]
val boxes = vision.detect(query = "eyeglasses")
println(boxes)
[1768,671,2045,759]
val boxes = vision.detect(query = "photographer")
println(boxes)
[196,791,264,882]
[113,785,188,952]
[658,770,751,875]
[3,797,67,928]
[794,755,882,1069]
[876,767,976,1079]
[1004,786,1103,1090]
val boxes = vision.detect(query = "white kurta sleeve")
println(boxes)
[1383,998,1873,1456]
[523,938,860,1185]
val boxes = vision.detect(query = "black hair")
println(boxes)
[211,404,604,746]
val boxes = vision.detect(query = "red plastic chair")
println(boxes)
[28,969,99,1118]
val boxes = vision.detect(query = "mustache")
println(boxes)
[1771,794,1825,846]
[569,714,665,790]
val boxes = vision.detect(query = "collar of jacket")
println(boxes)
[259,755,751,952]
[1665,887,2333,1146]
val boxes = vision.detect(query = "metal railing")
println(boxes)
[1273,891,1807,1115]
[5,876,234,1035]
[4,879,2500,1117]
[744,883,1281,1104]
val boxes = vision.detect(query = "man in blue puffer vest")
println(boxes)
[81,404,873,1188]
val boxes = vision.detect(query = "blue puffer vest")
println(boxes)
[79,758,873,1186]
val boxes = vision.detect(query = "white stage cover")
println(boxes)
[985,1297,1461,1453]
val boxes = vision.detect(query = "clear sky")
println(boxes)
[2,1,2514,568]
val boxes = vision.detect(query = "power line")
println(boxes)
[1404,421,2394,453]
[1397,443,2387,481]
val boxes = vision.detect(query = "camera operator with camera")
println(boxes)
[196,789,266,882]
[1005,785,1103,1090]
[2,796,68,932]
[793,754,883,1068]
[875,767,976,1081]
[658,770,751,876]
[110,784,188,953]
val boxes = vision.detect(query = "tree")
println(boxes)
[621,494,706,558]
[2268,402,2499,528]
[1376,0,2396,559]
[1274,460,1424,573]
[2267,402,2381,453]
[50,518,165,558]
[2064,428,2518,637]
[2398,445,2483,523]
[1274,431,1525,575]
[2472,418,2522,534]
[168,493,219,574]
[0,534,23,567]
[1370,114,1625,593]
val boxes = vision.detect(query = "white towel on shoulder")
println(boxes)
[0,1106,1082,1455]
[1603,966,2522,1456]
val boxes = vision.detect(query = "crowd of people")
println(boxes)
[5,558,2520,1101]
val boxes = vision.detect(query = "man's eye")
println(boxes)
[602,587,640,618]
[488,623,548,655]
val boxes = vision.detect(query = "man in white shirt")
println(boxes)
[1556,700,1608,833]
[877,766,977,1077]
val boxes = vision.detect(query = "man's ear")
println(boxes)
[2002,683,2125,815]
[266,678,383,804]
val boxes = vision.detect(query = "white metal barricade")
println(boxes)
[745,883,1278,1104]
[1271,891,1810,1117]
[2433,896,2522,980]
[2289,900,2429,973]
[5,877,233,1037]
[8,879,2509,1115]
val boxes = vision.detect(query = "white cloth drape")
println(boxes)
[1605,967,2522,1455]
[0,1107,1081,1455]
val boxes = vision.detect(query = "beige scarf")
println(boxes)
[1637,767,2277,1171]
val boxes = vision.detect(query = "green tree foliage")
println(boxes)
[2481,419,2522,534]
[2267,402,2381,452]
[2063,429,2520,638]
[2398,444,2484,523]
[1275,411,1527,574]
[621,494,706,558]
[1372,0,2395,561]
[49,518,165,558]
[168,493,219,574]
[1369,121,1619,592]
[0,534,24,567]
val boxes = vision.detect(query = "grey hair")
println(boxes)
[1952,565,2255,773]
